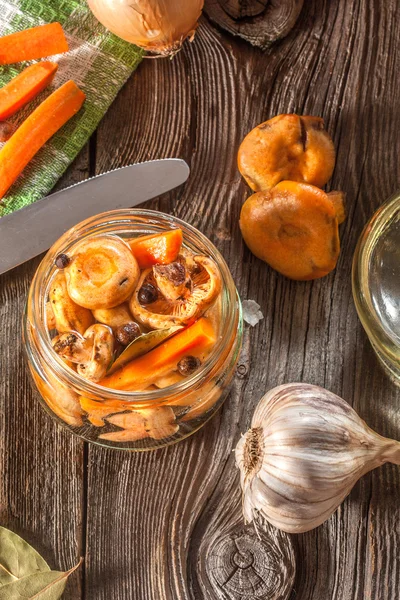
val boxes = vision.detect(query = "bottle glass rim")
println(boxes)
[352,189,400,367]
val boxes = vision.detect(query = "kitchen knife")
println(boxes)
[0,158,189,275]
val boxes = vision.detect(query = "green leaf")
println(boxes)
[0,560,82,599]
[107,326,184,375]
[0,527,50,587]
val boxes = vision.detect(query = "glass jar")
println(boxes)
[352,190,400,383]
[23,209,242,450]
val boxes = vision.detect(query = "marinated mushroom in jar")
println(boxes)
[238,114,336,191]
[49,272,93,334]
[32,366,83,427]
[92,303,134,329]
[52,331,93,364]
[130,253,222,329]
[43,228,225,439]
[64,235,140,309]
[45,301,57,330]
[77,324,114,382]
[52,324,115,382]
[239,181,345,280]
[153,262,192,301]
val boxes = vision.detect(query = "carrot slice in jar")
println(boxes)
[128,229,183,269]
[100,317,216,391]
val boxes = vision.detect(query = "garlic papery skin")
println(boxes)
[235,383,400,534]
[87,0,204,55]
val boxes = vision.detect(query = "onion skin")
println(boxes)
[87,0,204,55]
[236,383,400,534]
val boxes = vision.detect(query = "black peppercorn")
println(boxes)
[177,355,201,376]
[138,283,158,305]
[115,322,141,346]
[55,253,71,269]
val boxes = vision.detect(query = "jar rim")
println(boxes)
[352,189,400,364]
[26,208,242,403]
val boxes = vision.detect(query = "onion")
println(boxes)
[87,0,204,55]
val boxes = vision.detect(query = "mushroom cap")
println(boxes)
[92,303,134,329]
[238,114,335,191]
[49,272,94,334]
[65,235,140,310]
[239,181,340,280]
[130,254,222,329]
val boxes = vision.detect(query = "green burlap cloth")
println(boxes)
[0,0,143,217]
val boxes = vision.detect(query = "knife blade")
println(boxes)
[0,158,189,275]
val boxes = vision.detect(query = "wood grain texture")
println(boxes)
[1,0,400,598]
[204,0,304,49]
[0,149,89,599]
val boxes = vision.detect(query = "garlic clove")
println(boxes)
[236,383,400,534]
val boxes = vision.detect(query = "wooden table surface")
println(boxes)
[1,1,400,598]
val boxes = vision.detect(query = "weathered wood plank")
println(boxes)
[0,148,90,599]
[84,0,400,598]
[204,0,304,49]
[1,0,400,598]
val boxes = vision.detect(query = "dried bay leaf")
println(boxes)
[0,560,82,599]
[0,527,50,586]
[0,527,82,599]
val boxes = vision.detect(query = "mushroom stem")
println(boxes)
[153,262,192,301]
[52,332,92,364]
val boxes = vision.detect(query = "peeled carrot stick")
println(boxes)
[0,23,68,65]
[0,62,58,120]
[101,318,216,391]
[0,80,85,198]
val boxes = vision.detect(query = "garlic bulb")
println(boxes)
[87,0,204,55]
[236,383,400,534]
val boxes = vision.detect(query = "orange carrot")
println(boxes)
[128,229,183,269]
[0,62,58,120]
[0,23,68,65]
[101,317,216,391]
[0,80,85,198]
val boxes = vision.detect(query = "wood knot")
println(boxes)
[206,523,295,599]
[233,548,253,568]
[204,0,304,50]
[236,363,248,378]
